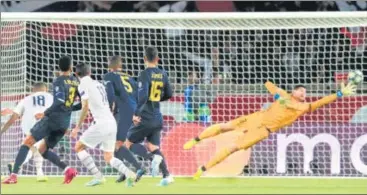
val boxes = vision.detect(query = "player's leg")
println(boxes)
[31,141,47,182]
[40,129,77,184]
[193,127,270,180]
[183,115,248,150]
[102,131,136,187]
[146,129,174,186]
[2,118,49,184]
[114,120,145,183]
[75,123,105,186]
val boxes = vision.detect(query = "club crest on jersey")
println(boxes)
[138,82,142,88]
[55,86,59,92]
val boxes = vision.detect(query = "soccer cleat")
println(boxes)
[135,169,146,182]
[85,177,105,187]
[63,167,77,184]
[115,174,126,183]
[151,155,163,177]
[158,175,174,186]
[2,173,17,184]
[125,171,136,187]
[36,175,48,182]
[183,139,199,150]
[193,167,203,180]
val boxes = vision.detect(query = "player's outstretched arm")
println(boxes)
[71,99,89,138]
[264,81,288,98]
[309,82,356,112]
[1,112,20,135]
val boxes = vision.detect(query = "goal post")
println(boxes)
[1,12,367,177]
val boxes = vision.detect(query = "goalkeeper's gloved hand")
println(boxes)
[338,82,357,97]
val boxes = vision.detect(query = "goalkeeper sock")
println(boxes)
[77,150,103,179]
[198,124,222,140]
[152,149,170,178]
[204,147,234,170]
[33,150,44,176]
[42,150,67,170]
[13,145,30,174]
[115,146,142,171]
[130,143,153,160]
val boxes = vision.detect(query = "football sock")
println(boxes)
[152,149,170,178]
[42,150,67,170]
[115,146,142,170]
[130,143,153,160]
[33,150,44,176]
[198,124,222,140]
[12,145,30,174]
[77,150,103,179]
[110,157,131,175]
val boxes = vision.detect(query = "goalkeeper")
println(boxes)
[183,81,356,179]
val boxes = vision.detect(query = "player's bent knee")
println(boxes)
[146,142,159,152]
[37,140,48,154]
[103,152,113,163]
[74,141,86,153]
[23,135,36,147]
[115,141,124,151]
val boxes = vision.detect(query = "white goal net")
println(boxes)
[1,12,367,177]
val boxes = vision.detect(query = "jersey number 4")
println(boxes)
[65,87,76,107]
[150,81,163,102]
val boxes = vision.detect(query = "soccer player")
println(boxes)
[2,56,80,184]
[125,46,174,186]
[71,63,137,187]
[183,81,357,179]
[1,82,53,182]
[103,55,150,183]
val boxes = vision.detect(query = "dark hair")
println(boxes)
[294,84,306,90]
[75,63,91,77]
[144,46,158,62]
[58,56,72,72]
[33,82,47,89]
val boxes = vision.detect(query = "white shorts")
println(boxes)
[79,119,117,152]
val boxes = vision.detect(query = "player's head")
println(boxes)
[75,63,91,78]
[108,55,122,71]
[292,84,307,102]
[144,46,159,66]
[32,82,47,93]
[58,56,73,72]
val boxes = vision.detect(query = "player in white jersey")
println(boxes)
[71,63,136,187]
[1,82,53,182]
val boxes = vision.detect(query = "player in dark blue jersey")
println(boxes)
[103,55,148,183]
[2,56,80,185]
[125,46,173,186]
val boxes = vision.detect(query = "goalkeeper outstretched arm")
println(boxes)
[309,82,356,112]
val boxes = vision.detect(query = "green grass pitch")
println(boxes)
[1,177,366,194]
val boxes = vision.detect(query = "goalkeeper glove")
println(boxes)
[338,82,357,97]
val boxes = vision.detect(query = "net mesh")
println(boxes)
[1,13,367,177]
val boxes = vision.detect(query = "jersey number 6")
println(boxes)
[150,81,163,102]
[65,87,76,107]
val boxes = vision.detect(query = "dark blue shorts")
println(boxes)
[115,113,134,142]
[30,116,67,149]
[127,118,163,146]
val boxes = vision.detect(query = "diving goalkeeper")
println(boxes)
[183,81,356,179]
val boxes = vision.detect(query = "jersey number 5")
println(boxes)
[121,76,133,93]
[149,81,163,102]
[65,87,76,107]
